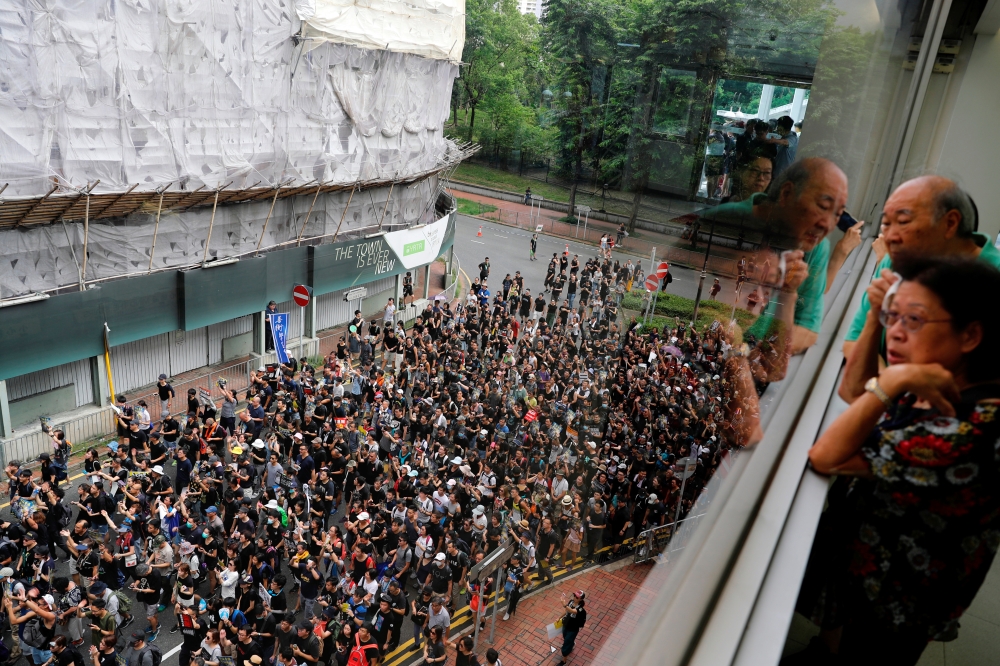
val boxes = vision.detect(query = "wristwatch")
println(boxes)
[864,377,893,408]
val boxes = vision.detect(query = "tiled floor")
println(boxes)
[436,559,657,666]
[915,548,1000,666]
[785,544,1000,665]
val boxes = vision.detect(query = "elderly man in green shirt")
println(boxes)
[701,157,851,359]
[839,176,999,403]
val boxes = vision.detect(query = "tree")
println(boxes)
[543,0,618,219]
[459,0,538,142]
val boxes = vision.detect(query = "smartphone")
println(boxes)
[837,210,859,232]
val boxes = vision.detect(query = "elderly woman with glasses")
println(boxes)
[797,257,1000,665]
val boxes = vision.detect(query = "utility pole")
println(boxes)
[690,220,716,325]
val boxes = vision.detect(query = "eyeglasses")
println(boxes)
[878,309,952,332]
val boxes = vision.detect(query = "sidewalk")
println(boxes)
[436,559,660,666]
[451,187,687,253]
[122,259,457,414]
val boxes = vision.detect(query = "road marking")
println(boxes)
[381,559,599,666]
[470,240,485,244]
[0,472,85,509]
[161,645,182,661]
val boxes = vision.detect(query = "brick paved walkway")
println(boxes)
[438,559,662,666]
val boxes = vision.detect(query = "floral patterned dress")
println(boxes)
[801,386,1000,638]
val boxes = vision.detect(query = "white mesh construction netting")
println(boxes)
[0,0,460,197]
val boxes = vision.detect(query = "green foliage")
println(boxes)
[456,198,498,216]
[796,23,875,165]
[455,0,543,149]
[452,163,571,202]
[622,290,756,331]
[458,0,838,197]
[542,0,618,179]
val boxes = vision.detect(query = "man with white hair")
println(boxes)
[840,175,1000,402]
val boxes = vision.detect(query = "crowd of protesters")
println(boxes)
[0,239,754,666]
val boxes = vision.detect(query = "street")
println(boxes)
[451,215,746,311]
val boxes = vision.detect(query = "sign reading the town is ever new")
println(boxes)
[314,212,452,291]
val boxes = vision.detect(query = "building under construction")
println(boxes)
[0,0,473,452]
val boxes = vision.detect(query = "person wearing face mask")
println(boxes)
[425,553,452,603]
[197,527,218,595]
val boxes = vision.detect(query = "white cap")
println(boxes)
[266,499,279,509]
[473,505,485,516]
[252,439,266,449]
[447,479,456,487]
[357,512,370,522]
[434,552,446,561]
[42,594,55,606]
[294,433,304,440]
[152,465,164,475]
[648,493,658,503]
[451,457,463,465]
[258,366,266,372]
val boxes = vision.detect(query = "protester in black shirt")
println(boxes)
[368,595,397,655]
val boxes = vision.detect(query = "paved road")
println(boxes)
[1,468,188,662]
[2,216,741,665]
[451,215,746,311]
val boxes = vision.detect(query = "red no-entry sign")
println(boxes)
[656,262,670,279]
[645,274,660,291]
[292,284,312,307]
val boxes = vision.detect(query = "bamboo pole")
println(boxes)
[376,180,396,231]
[332,185,358,243]
[147,183,172,273]
[297,181,326,246]
[79,180,100,289]
[201,183,232,266]
[255,180,291,254]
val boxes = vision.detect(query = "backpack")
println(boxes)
[229,608,247,628]
[21,618,47,648]
[139,644,162,666]
[113,589,132,614]
[57,503,72,528]
[50,461,68,482]
[346,632,378,666]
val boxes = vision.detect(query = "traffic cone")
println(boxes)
[564,244,569,255]
[477,226,483,237]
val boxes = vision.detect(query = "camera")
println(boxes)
[217,378,228,389]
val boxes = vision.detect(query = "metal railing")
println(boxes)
[130,358,255,421]
[1,358,255,468]
[634,512,710,564]
[0,409,118,469]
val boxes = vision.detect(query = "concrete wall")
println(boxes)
[934,32,1000,241]
[9,385,76,428]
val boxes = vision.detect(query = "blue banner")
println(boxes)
[268,313,290,365]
